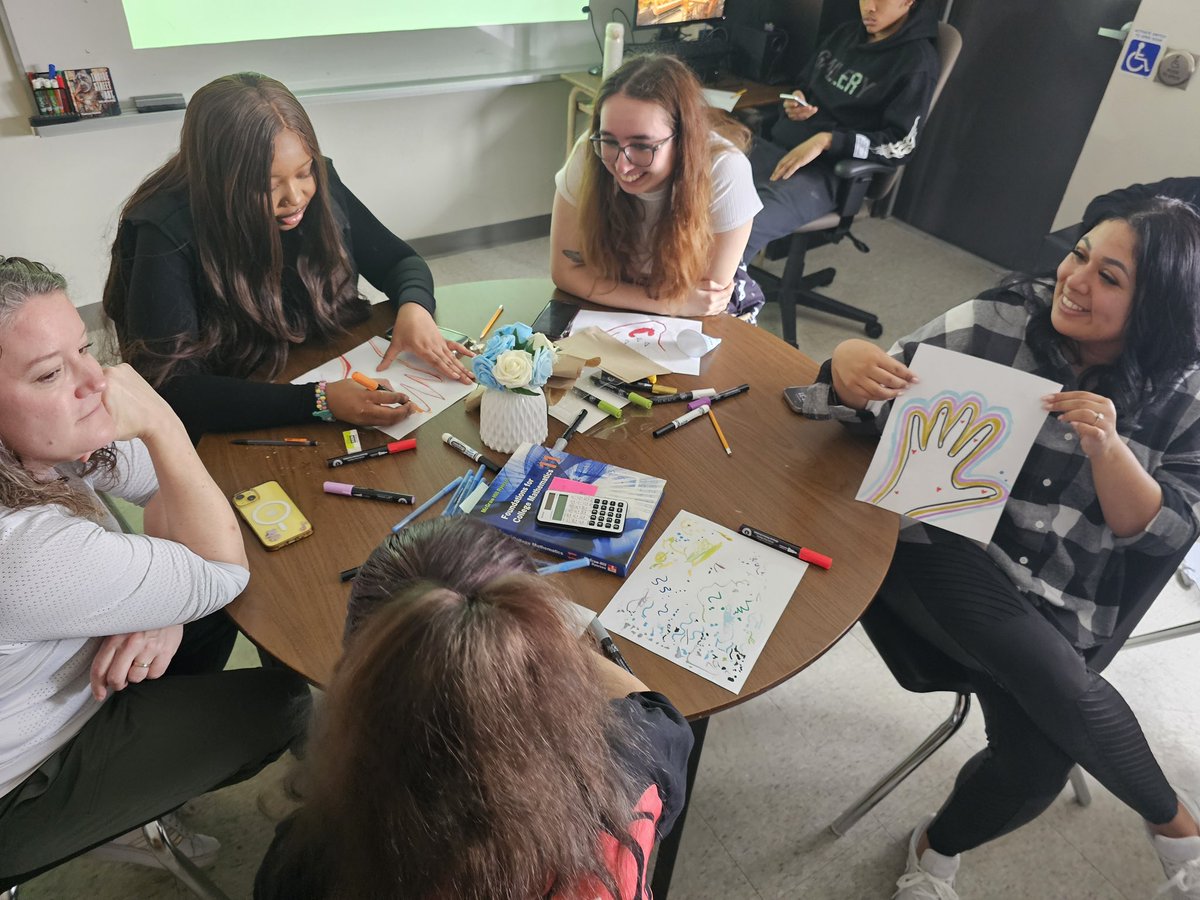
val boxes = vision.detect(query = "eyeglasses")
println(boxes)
[589,133,675,168]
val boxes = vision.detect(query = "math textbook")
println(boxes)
[470,442,665,576]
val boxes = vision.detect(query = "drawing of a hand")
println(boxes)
[866,396,1007,519]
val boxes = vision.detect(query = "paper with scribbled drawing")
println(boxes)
[569,310,702,375]
[857,344,1060,544]
[599,511,807,692]
[292,336,475,440]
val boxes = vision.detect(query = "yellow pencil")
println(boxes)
[478,305,504,343]
[707,406,732,456]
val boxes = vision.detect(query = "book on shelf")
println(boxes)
[469,442,666,576]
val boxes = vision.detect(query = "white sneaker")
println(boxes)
[87,812,220,869]
[894,815,961,900]
[1149,794,1200,898]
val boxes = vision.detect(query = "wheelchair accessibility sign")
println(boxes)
[1121,29,1166,78]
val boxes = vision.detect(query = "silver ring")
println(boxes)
[1094,411,1104,424]
[133,661,151,669]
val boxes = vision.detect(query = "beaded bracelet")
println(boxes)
[313,380,334,422]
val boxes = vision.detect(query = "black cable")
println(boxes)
[612,6,637,44]
[583,5,604,55]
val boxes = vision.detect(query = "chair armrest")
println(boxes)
[833,159,893,180]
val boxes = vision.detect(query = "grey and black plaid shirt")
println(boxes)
[794,283,1200,649]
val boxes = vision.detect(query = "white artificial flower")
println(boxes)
[492,349,535,389]
[529,332,559,357]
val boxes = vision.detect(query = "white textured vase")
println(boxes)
[479,386,548,454]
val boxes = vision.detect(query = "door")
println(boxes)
[892,0,1142,271]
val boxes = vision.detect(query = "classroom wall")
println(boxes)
[1053,0,1200,227]
[0,32,573,309]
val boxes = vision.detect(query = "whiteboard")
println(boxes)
[1,0,597,100]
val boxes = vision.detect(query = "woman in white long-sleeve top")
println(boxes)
[0,256,309,883]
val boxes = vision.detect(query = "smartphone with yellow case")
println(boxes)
[232,481,313,551]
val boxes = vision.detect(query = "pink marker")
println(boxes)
[323,481,414,504]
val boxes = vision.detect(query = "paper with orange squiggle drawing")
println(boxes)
[292,336,475,440]
[856,344,1060,544]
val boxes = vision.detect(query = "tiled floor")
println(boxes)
[26,221,1200,898]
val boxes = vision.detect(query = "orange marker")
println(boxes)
[351,371,385,391]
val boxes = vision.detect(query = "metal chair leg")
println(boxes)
[1068,766,1092,807]
[829,692,971,837]
[141,821,231,900]
[1123,619,1200,650]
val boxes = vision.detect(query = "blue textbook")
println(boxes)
[470,443,666,576]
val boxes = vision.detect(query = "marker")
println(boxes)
[351,371,386,391]
[339,566,360,583]
[441,470,475,517]
[706,406,732,456]
[441,433,502,473]
[650,388,717,405]
[326,438,416,468]
[231,438,317,447]
[478,305,504,343]
[588,375,652,409]
[571,386,622,418]
[738,524,832,570]
[779,92,814,107]
[652,405,709,437]
[552,408,589,453]
[596,372,677,395]
[324,482,415,504]
[711,383,750,403]
[392,476,464,532]
[536,557,593,575]
[587,619,633,674]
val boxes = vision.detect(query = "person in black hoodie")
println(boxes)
[1083,176,1200,230]
[742,0,940,264]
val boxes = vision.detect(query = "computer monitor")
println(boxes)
[634,0,726,29]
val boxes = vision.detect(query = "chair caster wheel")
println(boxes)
[864,322,883,338]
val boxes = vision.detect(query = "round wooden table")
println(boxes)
[198,278,898,720]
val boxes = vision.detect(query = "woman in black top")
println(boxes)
[254,518,693,900]
[103,72,473,440]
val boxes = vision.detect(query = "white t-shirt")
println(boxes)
[0,440,249,797]
[554,132,762,279]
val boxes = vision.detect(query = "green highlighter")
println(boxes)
[571,386,623,418]
[587,374,653,409]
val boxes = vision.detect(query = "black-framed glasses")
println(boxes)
[589,133,675,168]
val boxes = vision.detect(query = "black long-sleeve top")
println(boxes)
[1082,176,1200,231]
[108,160,435,440]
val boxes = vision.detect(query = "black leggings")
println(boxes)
[884,538,1178,856]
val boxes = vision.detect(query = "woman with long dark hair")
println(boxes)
[254,517,693,900]
[790,197,1200,899]
[104,72,473,440]
[551,55,764,319]
[0,256,308,882]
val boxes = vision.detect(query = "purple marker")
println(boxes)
[323,481,414,505]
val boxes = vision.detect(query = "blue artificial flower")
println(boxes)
[530,347,554,387]
[472,354,502,390]
[510,322,533,346]
[482,332,516,357]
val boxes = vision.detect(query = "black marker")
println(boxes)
[652,405,709,438]
[324,481,414,504]
[738,524,833,569]
[571,386,622,418]
[588,375,652,408]
[711,384,751,403]
[339,566,360,583]
[326,438,416,468]
[650,388,717,405]
[552,408,588,453]
[587,619,633,674]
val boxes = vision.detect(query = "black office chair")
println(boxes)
[829,536,1197,837]
[749,21,962,346]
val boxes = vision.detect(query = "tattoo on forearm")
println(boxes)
[562,249,584,265]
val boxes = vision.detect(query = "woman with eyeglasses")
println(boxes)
[550,56,765,320]
[103,73,474,442]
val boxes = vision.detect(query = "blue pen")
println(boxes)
[455,464,486,515]
[536,557,593,575]
[392,476,464,532]
[441,470,474,517]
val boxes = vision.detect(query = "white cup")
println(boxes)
[676,329,721,358]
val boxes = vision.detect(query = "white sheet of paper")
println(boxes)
[569,310,703,375]
[600,511,807,693]
[856,344,1062,544]
[291,336,475,440]
[701,88,741,112]
[548,366,631,432]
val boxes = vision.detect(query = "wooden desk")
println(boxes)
[199,278,898,721]
[561,70,781,158]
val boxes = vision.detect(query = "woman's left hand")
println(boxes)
[377,303,475,384]
[89,625,185,701]
[1043,391,1118,458]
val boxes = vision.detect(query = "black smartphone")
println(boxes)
[531,299,580,340]
[782,386,809,414]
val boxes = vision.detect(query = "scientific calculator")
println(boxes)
[536,491,627,536]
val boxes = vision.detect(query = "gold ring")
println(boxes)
[134,661,151,669]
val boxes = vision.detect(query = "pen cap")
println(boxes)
[323,482,354,496]
[687,397,712,410]
[387,439,417,453]
[798,547,833,570]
